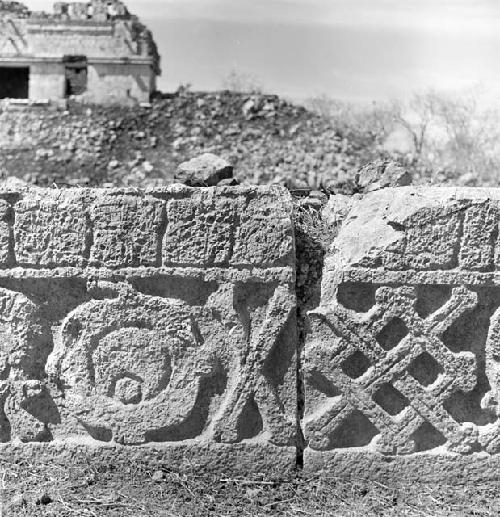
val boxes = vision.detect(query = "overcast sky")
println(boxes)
[25,0,500,103]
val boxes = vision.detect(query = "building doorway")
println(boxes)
[0,67,29,99]
[64,56,88,97]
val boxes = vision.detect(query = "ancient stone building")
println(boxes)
[0,0,160,105]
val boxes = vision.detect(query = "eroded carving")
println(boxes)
[47,281,297,446]
[211,283,297,446]
[0,186,297,472]
[0,288,55,442]
[305,188,500,467]
[306,284,481,455]
[48,287,221,444]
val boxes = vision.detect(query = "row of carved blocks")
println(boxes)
[2,185,500,480]
[0,185,293,269]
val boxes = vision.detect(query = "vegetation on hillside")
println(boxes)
[0,73,498,191]
[306,86,500,187]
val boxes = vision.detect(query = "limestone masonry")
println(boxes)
[0,185,297,474]
[6,184,500,480]
[0,1,159,105]
[305,187,500,480]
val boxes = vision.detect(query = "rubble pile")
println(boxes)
[0,90,367,190]
[0,1,29,16]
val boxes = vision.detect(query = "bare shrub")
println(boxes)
[393,88,500,185]
[307,87,500,186]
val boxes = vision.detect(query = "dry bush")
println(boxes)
[307,87,500,187]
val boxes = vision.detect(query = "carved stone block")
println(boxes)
[0,186,298,474]
[305,187,500,479]
[163,191,236,267]
[14,189,90,267]
[231,188,294,267]
[90,193,164,268]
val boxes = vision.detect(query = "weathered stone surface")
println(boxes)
[460,202,498,271]
[0,185,297,473]
[175,153,234,187]
[231,189,294,267]
[14,189,90,267]
[355,160,412,193]
[304,187,500,478]
[326,187,500,273]
[163,186,294,268]
[47,279,297,448]
[321,193,361,232]
[163,191,236,266]
[89,193,164,268]
[0,288,53,442]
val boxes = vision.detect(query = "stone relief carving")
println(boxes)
[305,188,500,463]
[306,284,484,455]
[27,278,297,447]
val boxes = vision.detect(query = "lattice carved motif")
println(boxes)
[305,284,492,455]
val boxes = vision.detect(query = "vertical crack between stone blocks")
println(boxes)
[83,211,94,263]
[292,197,335,471]
[295,300,306,470]
[293,210,307,471]
[155,200,168,268]
[2,193,21,268]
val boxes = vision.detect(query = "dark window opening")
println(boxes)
[0,67,29,99]
[64,56,88,97]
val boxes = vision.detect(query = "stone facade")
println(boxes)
[0,1,159,105]
[6,184,500,480]
[0,185,297,475]
[304,187,500,480]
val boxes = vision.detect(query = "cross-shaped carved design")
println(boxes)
[306,285,481,455]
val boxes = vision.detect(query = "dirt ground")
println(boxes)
[0,459,499,516]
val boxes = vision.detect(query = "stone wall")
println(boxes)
[4,184,500,481]
[304,187,500,481]
[0,185,297,475]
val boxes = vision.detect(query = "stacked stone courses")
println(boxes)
[6,184,500,481]
[305,187,500,481]
[0,185,297,476]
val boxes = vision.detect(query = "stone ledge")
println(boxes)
[304,450,500,483]
[0,266,295,283]
[0,442,297,477]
